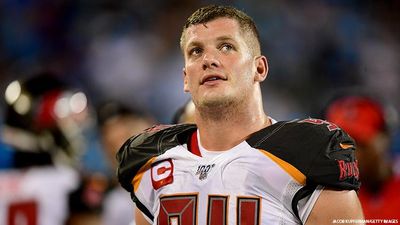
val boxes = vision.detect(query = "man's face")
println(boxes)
[356,132,391,186]
[182,17,261,110]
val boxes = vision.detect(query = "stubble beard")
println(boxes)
[194,93,245,123]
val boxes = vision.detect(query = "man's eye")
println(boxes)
[189,47,202,56]
[220,44,233,52]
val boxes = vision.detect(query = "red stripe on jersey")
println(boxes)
[189,130,202,157]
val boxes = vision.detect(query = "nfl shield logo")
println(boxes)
[195,164,215,180]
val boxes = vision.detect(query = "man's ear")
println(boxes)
[183,68,190,92]
[254,56,268,82]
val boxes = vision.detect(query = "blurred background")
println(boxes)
[1,0,400,185]
[0,0,399,224]
[0,0,399,121]
[1,0,399,120]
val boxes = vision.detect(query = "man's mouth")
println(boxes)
[201,75,227,84]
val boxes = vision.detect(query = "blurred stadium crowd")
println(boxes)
[0,0,399,224]
[0,0,399,121]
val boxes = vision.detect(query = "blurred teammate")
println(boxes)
[171,99,195,124]
[117,5,363,225]
[0,72,90,225]
[97,101,154,225]
[325,94,400,220]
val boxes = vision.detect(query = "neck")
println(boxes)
[195,95,270,151]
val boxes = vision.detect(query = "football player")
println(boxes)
[117,5,364,225]
[97,100,154,225]
[0,72,91,225]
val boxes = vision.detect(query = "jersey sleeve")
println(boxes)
[249,118,360,190]
[116,131,157,193]
[116,124,196,220]
[304,120,360,190]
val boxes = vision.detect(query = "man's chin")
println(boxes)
[198,96,235,109]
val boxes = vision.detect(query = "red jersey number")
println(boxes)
[157,194,260,225]
[299,118,340,131]
[8,200,38,225]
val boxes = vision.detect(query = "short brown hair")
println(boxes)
[180,5,262,56]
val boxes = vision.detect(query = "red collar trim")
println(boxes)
[189,130,201,157]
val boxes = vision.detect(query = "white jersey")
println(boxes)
[0,166,79,225]
[102,186,136,225]
[117,120,360,225]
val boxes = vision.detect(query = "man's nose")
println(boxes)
[202,52,220,70]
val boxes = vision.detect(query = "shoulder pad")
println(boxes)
[117,124,196,192]
[248,118,360,190]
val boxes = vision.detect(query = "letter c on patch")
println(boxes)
[151,159,174,190]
